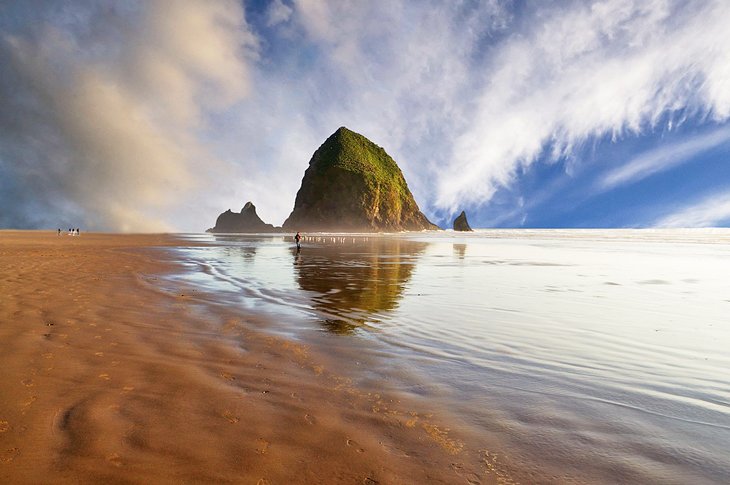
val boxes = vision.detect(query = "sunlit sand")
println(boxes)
[0,231,504,484]
[3,229,729,483]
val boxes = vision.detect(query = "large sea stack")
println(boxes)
[282,127,438,232]
[207,202,277,233]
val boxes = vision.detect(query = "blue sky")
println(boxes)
[1,0,730,231]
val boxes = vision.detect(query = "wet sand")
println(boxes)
[0,231,510,484]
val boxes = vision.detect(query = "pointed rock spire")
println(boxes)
[453,211,473,231]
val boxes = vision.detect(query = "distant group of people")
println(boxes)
[59,228,80,236]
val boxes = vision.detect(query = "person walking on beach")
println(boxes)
[295,231,302,250]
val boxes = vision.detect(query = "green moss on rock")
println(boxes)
[283,127,438,232]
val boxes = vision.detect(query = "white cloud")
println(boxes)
[655,190,730,227]
[0,0,255,231]
[599,126,730,190]
[267,0,294,27]
[437,0,730,213]
[4,1,730,231]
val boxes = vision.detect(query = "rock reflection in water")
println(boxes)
[294,237,426,334]
[452,243,466,259]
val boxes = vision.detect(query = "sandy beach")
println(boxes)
[0,231,509,484]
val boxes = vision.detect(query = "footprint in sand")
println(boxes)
[222,410,239,424]
[363,478,379,485]
[21,379,34,388]
[0,420,9,433]
[256,438,270,454]
[122,386,135,392]
[479,450,517,485]
[42,352,53,359]
[94,352,104,357]
[21,396,37,411]
[304,414,316,425]
[346,439,365,453]
[451,463,481,484]
[98,373,111,381]
[220,372,236,381]
[256,479,271,485]
[1,448,20,463]
[106,453,123,467]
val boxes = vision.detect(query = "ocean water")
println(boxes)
[172,229,730,484]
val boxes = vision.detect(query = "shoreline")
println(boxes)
[0,231,512,484]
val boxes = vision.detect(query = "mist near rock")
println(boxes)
[0,0,255,231]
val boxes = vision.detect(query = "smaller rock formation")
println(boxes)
[453,211,473,232]
[207,202,278,233]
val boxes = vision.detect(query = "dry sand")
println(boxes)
[0,231,512,484]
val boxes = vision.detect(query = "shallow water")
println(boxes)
[173,229,730,484]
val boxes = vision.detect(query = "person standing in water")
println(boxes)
[295,231,302,250]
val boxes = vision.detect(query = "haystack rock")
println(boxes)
[282,127,439,232]
[453,211,473,232]
[207,202,277,233]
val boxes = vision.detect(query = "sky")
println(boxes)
[2,0,730,232]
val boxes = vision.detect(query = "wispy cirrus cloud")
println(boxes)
[598,126,730,191]
[655,190,730,227]
[437,0,730,214]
